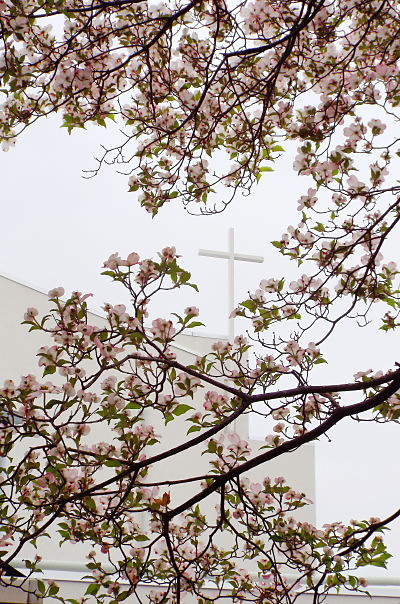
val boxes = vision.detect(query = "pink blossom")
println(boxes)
[48,287,65,298]
[265,434,283,447]
[61,467,79,486]
[62,383,76,398]
[272,407,289,420]
[126,252,140,266]
[126,567,139,584]
[184,306,199,316]
[1,379,16,397]
[100,376,118,392]
[297,188,317,211]
[113,304,127,316]
[284,340,305,366]
[368,119,386,135]
[134,423,157,440]
[203,390,227,411]
[158,394,173,406]
[211,340,232,353]
[74,423,91,436]
[135,259,159,284]
[306,342,320,358]
[94,338,123,360]
[353,368,372,380]
[24,307,38,321]
[151,318,176,340]
[281,304,296,317]
[38,345,59,367]
[234,334,248,346]
[160,246,177,262]
[259,278,280,292]
[346,174,367,194]
[103,252,123,270]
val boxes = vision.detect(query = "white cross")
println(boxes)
[199,228,264,342]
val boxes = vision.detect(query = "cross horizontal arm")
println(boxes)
[198,249,264,263]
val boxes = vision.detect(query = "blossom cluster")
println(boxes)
[1,244,397,604]
[1,0,400,215]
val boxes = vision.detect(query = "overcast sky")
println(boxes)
[2,115,400,578]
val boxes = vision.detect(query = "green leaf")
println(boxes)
[165,413,174,425]
[49,583,60,596]
[104,459,122,468]
[187,425,201,434]
[384,297,396,308]
[371,551,391,567]
[240,299,256,312]
[117,590,131,601]
[37,580,46,594]
[85,583,100,596]
[84,497,97,511]
[134,534,149,541]
[174,404,193,416]
[126,402,142,409]
[101,271,116,278]
[207,440,217,453]
[186,321,205,328]
[43,366,56,376]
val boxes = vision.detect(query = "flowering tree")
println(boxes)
[1,0,400,214]
[2,0,400,602]
[1,246,400,603]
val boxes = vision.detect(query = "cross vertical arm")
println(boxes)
[199,228,264,341]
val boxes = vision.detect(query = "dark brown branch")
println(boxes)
[166,368,400,519]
